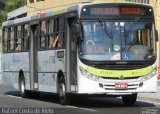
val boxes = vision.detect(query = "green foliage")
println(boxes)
[3,0,26,12]
[0,0,27,51]
[0,0,27,25]
[0,11,7,26]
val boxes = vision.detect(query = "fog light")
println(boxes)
[99,83,103,88]
[139,82,143,87]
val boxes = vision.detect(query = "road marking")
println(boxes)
[6,95,21,99]
[66,105,98,112]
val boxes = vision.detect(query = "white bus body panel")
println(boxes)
[78,74,157,94]
[77,59,157,94]
[2,49,65,93]
[37,49,65,93]
[2,52,30,89]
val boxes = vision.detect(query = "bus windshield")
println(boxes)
[79,20,155,61]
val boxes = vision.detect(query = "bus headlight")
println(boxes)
[141,69,156,81]
[79,66,87,75]
[79,66,100,81]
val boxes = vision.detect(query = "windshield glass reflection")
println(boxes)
[79,20,155,61]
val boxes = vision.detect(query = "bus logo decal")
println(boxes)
[119,75,124,80]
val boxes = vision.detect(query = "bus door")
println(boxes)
[29,21,39,91]
[65,14,78,92]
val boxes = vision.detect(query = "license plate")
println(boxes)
[115,83,128,89]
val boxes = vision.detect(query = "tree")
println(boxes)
[0,0,27,25]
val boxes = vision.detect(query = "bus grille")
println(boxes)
[95,64,145,70]
[100,76,141,80]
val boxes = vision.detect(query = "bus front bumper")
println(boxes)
[77,75,157,95]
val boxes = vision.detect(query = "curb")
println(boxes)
[138,97,160,104]
[0,82,12,87]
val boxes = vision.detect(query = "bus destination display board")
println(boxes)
[81,4,153,17]
[90,7,142,15]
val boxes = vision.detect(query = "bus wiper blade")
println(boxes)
[98,18,112,39]
[125,18,140,38]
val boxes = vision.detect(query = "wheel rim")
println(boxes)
[20,79,25,95]
[59,82,65,100]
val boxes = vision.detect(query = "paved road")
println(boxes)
[0,85,159,114]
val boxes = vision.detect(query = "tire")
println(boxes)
[58,76,70,105]
[19,74,28,98]
[28,91,40,98]
[122,93,137,106]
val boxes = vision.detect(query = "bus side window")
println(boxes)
[9,27,14,51]
[39,20,47,49]
[22,24,29,51]
[49,35,56,48]
[50,35,64,48]
[15,26,22,51]
[49,18,59,48]
[15,42,21,51]
[58,16,65,48]
[17,26,22,51]
[48,19,54,48]
[48,17,64,49]
[57,37,64,48]
[3,28,8,52]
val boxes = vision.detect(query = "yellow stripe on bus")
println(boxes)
[87,66,153,78]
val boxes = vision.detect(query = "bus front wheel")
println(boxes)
[58,76,70,105]
[122,93,137,105]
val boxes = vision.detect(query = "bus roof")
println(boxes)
[2,2,152,27]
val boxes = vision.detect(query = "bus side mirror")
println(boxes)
[155,30,158,42]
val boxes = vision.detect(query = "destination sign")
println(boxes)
[81,4,153,17]
[90,7,142,15]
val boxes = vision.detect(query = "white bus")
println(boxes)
[2,2,158,105]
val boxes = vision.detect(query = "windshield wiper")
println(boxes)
[125,18,140,38]
[98,18,113,39]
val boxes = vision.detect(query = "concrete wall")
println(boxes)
[27,0,123,16]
